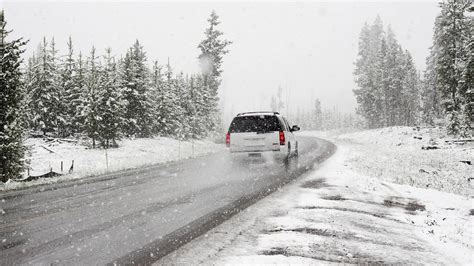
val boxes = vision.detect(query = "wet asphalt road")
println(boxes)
[0,136,335,265]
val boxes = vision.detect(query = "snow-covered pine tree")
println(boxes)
[355,17,421,128]
[70,52,86,135]
[460,27,473,134]
[60,36,76,136]
[192,74,210,138]
[353,23,373,127]
[277,86,285,112]
[29,37,61,135]
[82,47,101,148]
[22,53,37,130]
[0,11,27,182]
[50,38,67,137]
[97,48,124,147]
[434,0,472,135]
[401,51,421,126]
[313,99,322,130]
[158,61,180,137]
[149,60,166,136]
[270,95,277,112]
[354,17,385,128]
[121,40,153,137]
[187,74,207,138]
[197,11,231,134]
[459,3,473,135]
[421,16,443,126]
[384,26,407,126]
[374,35,387,127]
[175,72,191,139]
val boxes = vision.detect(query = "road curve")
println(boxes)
[0,136,335,265]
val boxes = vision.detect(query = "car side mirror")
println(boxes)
[291,125,300,132]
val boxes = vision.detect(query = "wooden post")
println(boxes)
[69,160,74,174]
[105,148,109,170]
[61,161,63,173]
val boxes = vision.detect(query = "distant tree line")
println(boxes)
[353,16,421,129]
[0,10,230,182]
[354,1,473,136]
[268,90,363,131]
[291,99,364,132]
[24,11,230,147]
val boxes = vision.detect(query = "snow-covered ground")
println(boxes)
[159,128,473,265]
[332,127,473,197]
[0,137,224,191]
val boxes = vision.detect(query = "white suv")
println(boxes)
[226,112,300,160]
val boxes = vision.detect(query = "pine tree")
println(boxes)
[354,17,386,128]
[187,74,207,138]
[149,60,166,136]
[22,53,37,130]
[121,40,153,137]
[60,36,76,136]
[270,95,277,112]
[422,16,443,125]
[29,37,61,135]
[50,38,65,136]
[175,72,191,139]
[374,35,387,127]
[198,11,231,134]
[459,4,473,135]
[0,11,27,182]
[353,23,374,127]
[160,61,183,136]
[401,51,421,126]
[384,27,406,126]
[460,30,473,134]
[313,99,322,130]
[434,0,472,135]
[354,16,421,128]
[70,52,86,135]
[277,86,285,112]
[82,46,101,148]
[97,48,124,147]
[192,74,210,138]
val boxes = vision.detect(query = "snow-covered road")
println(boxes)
[160,135,472,265]
[0,137,335,265]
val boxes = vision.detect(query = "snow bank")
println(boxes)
[0,137,224,191]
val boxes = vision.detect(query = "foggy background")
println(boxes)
[2,1,439,123]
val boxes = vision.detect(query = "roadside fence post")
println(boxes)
[105,148,109,170]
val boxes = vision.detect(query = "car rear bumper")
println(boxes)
[229,146,288,160]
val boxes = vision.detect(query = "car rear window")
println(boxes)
[229,115,282,133]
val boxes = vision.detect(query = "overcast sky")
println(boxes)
[2,1,440,122]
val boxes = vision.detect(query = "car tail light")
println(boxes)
[226,132,230,147]
[279,131,285,145]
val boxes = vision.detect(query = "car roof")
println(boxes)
[236,111,280,117]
